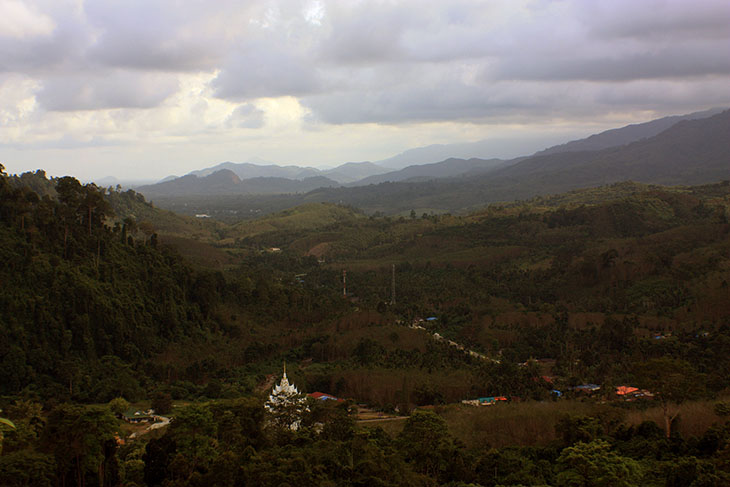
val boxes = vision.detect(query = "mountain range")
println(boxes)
[136,108,729,214]
[534,107,725,156]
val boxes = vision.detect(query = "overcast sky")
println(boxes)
[1,0,729,181]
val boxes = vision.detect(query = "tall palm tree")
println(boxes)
[0,415,16,454]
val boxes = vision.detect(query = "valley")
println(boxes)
[2,109,730,486]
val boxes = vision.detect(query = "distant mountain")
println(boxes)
[139,169,241,197]
[321,162,389,183]
[350,157,511,186]
[187,159,391,184]
[535,107,725,156]
[236,176,339,195]
[189,159,319,180]
[147,108,730,217]
[95,176,120,186]
[94,176,160,188]
[371,108,725,171]
[375,135,567,170]
[137,169,339,198]
[488,109,730,192]
[284,109,730,214]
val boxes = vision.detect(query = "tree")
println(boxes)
[167,404,218,482]
[636,357,704,438]
[2,401,45,453]
[108,397,129,417]
[137,220,156,244]
[151,392,173,415]
[397,410,463,481]
[121,217,137,244]
[42,404,118,487]
[55,176,84,257]
[476,447,548,487]
[0,416,15,455]
[556,439,642,487]
[0,450,56,487]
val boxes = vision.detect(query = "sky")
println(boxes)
[1,0,729,181]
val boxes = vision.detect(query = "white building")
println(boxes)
[264,365,309,431]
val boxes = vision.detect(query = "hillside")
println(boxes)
[7,166,730,406]
[483,109,730,192]
[374,135,562,169]
[0,168,359,402]
[349,157,509,186]
[535,107,724,156]
[321,161,390,183]
[138,170,340,198]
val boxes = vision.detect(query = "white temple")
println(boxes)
[264,364,309,431]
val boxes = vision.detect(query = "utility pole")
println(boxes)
[342,269,347,297]
[391,264,396,305]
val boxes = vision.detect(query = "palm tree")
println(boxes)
[0,415,16,454]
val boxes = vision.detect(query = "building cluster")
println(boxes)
[461,396,508,407]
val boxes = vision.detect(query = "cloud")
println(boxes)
[36,71,178,111]
[303,71,730,126]
[0,0,55,39]
[226,103,265,128]
[4,0,729,115]
[0,5,90,74]
[211,43,322,99]
[576,0,730,41]
[1,0,730,180]
[493,42,730,82]
[83,0,229,72]
[318,1,525,65]
[297,0,730,123]
[319,2,409,65]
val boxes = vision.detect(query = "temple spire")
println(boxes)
[265,362,308,431]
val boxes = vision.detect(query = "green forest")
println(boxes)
[2,165,730,486]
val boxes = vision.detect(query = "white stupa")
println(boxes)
[264,364,309,431]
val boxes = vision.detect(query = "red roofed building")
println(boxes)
[308,392,343,402]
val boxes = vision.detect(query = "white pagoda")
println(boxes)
[264,364,309,431]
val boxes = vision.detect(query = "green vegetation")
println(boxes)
[3,164,730,485]
[4,397,730,486]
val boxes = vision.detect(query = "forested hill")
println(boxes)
[0,166,350,401]
[0,166,207,400]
